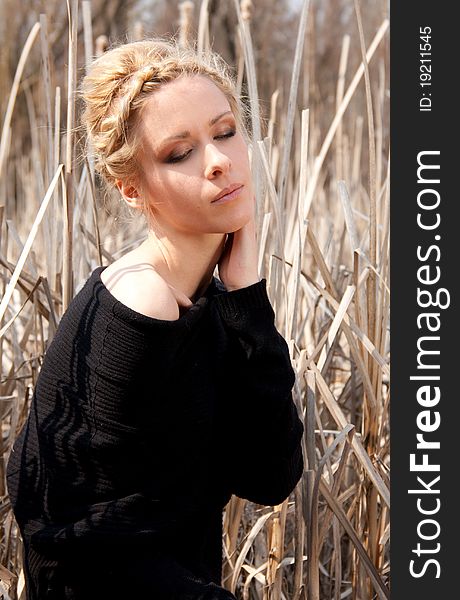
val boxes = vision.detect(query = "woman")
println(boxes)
[6,39,304,599]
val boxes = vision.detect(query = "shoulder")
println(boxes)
[100,263,180,321]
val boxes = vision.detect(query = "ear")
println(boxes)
[116,179,143,210]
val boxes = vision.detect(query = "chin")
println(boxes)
[225,222,248,234]
[203,197,255,234]
[226,200,255,231]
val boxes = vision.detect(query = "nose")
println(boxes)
[204,143,232,179]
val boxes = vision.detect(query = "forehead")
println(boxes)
[140,75,231,132]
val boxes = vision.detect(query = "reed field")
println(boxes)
[0,0,390,598]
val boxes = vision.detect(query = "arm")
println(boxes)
[217,209,304,506]
[26,498,237,599]
[131,561,237,599]
[213,279,304,506]
[113,552,238,599]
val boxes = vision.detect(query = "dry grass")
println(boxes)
[0,0,389,598]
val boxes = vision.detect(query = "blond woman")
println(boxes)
[7,39,304,599]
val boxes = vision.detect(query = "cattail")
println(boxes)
[2,4,390,599]
[240,0,253,22]
[133,21,144,42]
[95,34,108,57]
[179,1,194,48]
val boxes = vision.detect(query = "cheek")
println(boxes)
[162,175,204,211]
[234,142,251,169]
[154,173,187,200]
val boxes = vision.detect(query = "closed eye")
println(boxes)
[167,149,193,163]
[215,130,236,140]
[166,130,236,163]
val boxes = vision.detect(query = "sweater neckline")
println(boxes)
[91,265,218,330]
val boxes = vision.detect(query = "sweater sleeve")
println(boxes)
[108,552,238,599]
[213,279,304,506]
[128,557,238,599]
[26,505,237,599]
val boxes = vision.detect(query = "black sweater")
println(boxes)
[6,266,304,598]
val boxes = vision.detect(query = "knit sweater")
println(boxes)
[6,266,304,598]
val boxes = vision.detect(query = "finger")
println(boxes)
[218,232,233,262]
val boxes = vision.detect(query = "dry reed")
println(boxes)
[0,1,389,598]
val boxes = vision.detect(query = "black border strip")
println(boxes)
[391,2,456,596]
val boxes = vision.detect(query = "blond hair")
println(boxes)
[80,38,248,189]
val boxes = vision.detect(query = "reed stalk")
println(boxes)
[0,2,390,597]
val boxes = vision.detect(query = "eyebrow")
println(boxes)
[161,111,234,143]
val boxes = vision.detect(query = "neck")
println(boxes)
[139,228,227,303]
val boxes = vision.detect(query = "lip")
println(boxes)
[212,183,244,204]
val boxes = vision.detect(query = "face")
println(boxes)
[133,75,255,235]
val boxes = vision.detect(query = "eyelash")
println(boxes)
[167,130,236,163]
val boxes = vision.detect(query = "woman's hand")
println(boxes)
[217,210,260,291]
